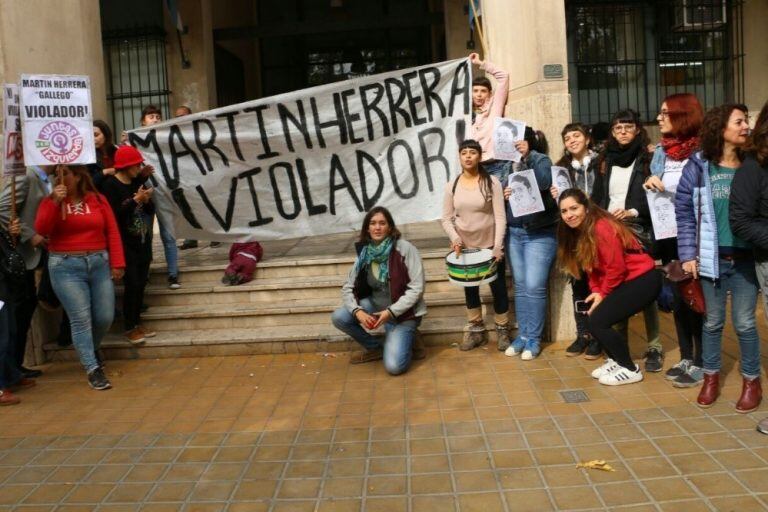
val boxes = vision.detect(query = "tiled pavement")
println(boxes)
[2,312,768,512]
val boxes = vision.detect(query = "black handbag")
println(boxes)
[0,231,26,285]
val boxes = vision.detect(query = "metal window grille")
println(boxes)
[566,0,744,125]
[103,27,171,136]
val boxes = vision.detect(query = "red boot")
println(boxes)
[0,389,20,406]
[736,377,762,414]
[697,372,720,408]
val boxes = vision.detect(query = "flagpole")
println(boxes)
[469,0,488,56]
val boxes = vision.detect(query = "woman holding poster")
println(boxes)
[644,94,705,388]
[34,165,125,391]
[503,127,558,361]
[591,110,663,374]
[441,139,510,351]
[553,123,601,359]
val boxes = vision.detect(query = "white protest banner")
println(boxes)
[128,59,472,241]
[647,189,677,240]
[551,166,572,198]
[19,74,95,165]
[507,169,544,217]
[3,84,25,177]
[493,118,525,162]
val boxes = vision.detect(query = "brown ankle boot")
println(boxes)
[697,372,720,408]
[736,377,762,414]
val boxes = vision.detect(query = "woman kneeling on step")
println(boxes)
[331,206,427,375]
[441,139,509,352]
[557,189,661,386]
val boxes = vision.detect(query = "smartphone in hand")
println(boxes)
[574,300,590,315]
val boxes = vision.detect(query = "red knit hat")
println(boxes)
[114,146,144,169]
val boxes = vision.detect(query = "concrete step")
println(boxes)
[133,273,513,306]
[122,291,510,332]
[148,249,452,284]
[44,315,514,361]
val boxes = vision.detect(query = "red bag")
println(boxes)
[678,278,706,314]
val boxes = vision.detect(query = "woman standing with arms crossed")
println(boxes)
[558,189,662,385]
[35,165,125,390]
[442,139,509,351]
[676,103,760,412]
[644,93,705,387]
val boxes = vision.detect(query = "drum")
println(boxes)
[445,248,498,287]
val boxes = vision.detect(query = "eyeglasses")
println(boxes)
[612,124,637,134]
[658,110,670,119]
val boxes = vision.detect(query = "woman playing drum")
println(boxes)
[331,206,427,375]
[441,139,510,351]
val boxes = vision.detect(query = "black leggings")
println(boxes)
[571,272,591,338]
[123,249,152,331]
[656,238,703,366]
[464,257,509,315]
[588,270,662,370]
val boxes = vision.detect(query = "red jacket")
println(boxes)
[34,193,126,269]
[587,218,654,297]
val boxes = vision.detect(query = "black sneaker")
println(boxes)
[168,275,181,290]
[87,368,112,391]
[179,240,198,250]
[565,336,588,357]
[664,359,692,381]
[584,339,602,360]
[644,348,664,373]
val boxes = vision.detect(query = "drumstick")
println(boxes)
[57,166,66,220]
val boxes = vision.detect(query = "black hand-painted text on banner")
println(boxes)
[128,59,471,241]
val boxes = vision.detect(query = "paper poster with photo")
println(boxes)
[493,118,526,162]
[647,190,677,240]
[507,169,544,217]
[20,74,95,166]
[551,166,572,198]
[2,84,26,177]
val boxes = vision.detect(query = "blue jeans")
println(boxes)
[701,258,760,378]
[331,298,419,376]
[48,252,115,373]
[159,220,179,278]
[506,226,557,344]
[483,160,511,185]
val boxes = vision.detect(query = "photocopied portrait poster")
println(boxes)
[507,169,544,217]
[647,189,677,240]
[493,118,526,162]
[551,166,572,198]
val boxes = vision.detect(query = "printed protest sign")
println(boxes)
[551,166,572,198]
[647,190,677,240]
[493,118,525,162]
[507,169,544,217]
[20,74,95,165]
[128,59,472,241]
[3,84,25,177]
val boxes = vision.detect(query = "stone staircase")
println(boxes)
[43,223,514,362]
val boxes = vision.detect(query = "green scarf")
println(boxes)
[356,237,393,283]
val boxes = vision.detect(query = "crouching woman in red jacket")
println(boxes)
[557,189,662,386]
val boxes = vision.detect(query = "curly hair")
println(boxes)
[700,103,748,163]
[742,101,768,167]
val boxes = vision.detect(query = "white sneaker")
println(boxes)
[599,365,643,386]
[591,358,618,379]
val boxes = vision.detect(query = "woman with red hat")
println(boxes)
[34,165,125,391]
[101,146,156,346]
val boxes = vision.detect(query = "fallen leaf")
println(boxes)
[576,460,615,472]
